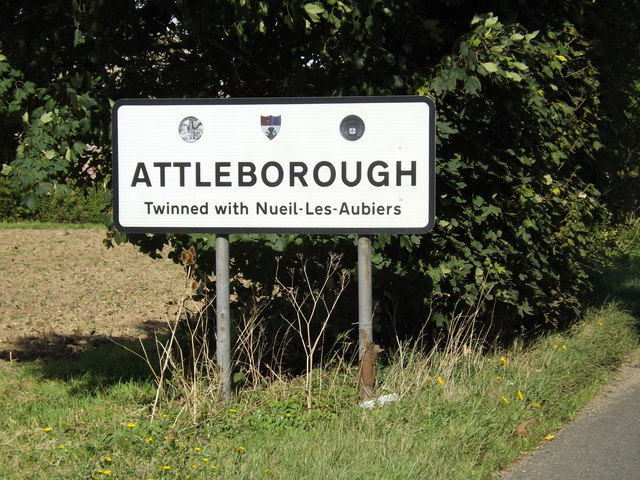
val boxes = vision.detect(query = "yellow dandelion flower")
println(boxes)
[228,408,237,413]
[104,456,112,462]
[533,402,541,408]
[194,447,202,452]
[562,344,567,350]
[58,445,66,449]
[517,391,525,401]
[103,470,112,476]
[179,444,186,449]
[437,376,444,385]
[43,427,53,432]
[264,468,271,473]
[146,436,153,442]
[500,356,507,369]
[126,422,136,428]
[598,321,604,326]
[236,446,246,452]
[545,434,555,440]
[501,396,510,404]
[161,465,171,470]
[191,465,198,469]
[211,466,218,470]
[202,458,209,462]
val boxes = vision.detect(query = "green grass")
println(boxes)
[0,221,103,229]
[0,302,637,480]
[0,225,638,479]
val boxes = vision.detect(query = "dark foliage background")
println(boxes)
[1,1,639,365]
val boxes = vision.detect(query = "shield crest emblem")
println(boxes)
[261,115,281,140]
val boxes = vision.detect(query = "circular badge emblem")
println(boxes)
[178,116,203,143]
[339,115,365,141]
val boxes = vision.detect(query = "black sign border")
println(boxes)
[112,96,436,234]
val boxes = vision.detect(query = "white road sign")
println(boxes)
[112,96,435,233]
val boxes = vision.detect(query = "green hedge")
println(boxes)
[0,177,106,224]
[373,17,616,337]
[107,16,619,355]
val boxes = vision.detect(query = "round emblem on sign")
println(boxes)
[178,116,203,143]
[339,115,365,141]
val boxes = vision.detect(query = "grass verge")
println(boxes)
[0,221,103,230]
[0,301,637,480]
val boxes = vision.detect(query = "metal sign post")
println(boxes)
[215,234,232,403]
[358,235,373,360]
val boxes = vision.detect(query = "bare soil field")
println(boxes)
[0,227,188,359]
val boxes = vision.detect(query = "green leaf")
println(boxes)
[480,62,499,73]
[44,149,56,160]
[512,61,529,71]
[484,16,499,27]
[464,75,481,95]
[303,2,325,22]
[73,29,85,46]
[505,71,522,82]
[432,312,447,327]
[114,232,127,245]
[21,192,37,210]
[72,141,86,154]
[40,112,53,123]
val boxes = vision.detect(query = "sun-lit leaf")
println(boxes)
[484,16,499,27]
[303,2,325,22]
[480,62,499,73]
[505,71,522,82]
[512,61,529,71]
[40,112,53,123]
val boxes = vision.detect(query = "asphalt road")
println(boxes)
[498,357,640,480]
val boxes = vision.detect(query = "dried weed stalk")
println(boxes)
[276,253,351,411]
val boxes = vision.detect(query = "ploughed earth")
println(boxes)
[0,227,190,359]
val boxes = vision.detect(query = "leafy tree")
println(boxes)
[1,1,639,353]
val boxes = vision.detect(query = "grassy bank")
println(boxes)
[0,221,103,230]
[1,225,639,479]
[0,300,637,479]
